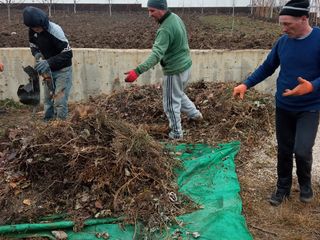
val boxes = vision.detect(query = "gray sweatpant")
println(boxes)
[162,67,200,139]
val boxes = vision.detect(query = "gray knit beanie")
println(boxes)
[147,0,167,10]
[279,0,310,17]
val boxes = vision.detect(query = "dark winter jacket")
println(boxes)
[244,27,320,111]
[23,6,72,72]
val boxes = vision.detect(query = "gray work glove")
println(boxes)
[35,59,50,74]
[34,52,43,61]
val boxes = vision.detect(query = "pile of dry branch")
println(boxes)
[0,113,194,230]
[0,81,275,232]
[92,81,275,146]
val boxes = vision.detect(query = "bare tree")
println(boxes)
[0,0,24,24]
[250,0,255,15]
[278,0,288,5]
[269,0,276,19]
[231,0,235,35]
[310,0,320,25]
[253,0,266,18]
[73,0,79,14]
[253,0,318,21]
[252,0,280,19]
[272,0,286,19]
[201,0,204,14]
[181,0,185,15]
[107,0,112,17]
[40,0,57,17]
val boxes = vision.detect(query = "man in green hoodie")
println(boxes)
[124,0,202,140]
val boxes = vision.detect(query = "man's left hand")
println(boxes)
[283,77,313,96]
[0,63,4,72]
[34,52,43,61]
[35,60,50,74]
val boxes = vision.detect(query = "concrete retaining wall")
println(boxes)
[0,48,277,102]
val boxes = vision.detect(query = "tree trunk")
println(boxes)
[201,0,204,14]
[48,6,52,17]
[7,3,11,25]
[231,0,235,35]
[251,0,254,15]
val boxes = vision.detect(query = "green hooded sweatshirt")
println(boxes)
[135,11,192,76]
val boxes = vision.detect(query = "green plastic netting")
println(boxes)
[0,142,252,240]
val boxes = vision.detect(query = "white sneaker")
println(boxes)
[190,112,203,122]
[168,132,183,141]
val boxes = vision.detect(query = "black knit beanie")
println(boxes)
[279,0,310,17]
[147,0,167,10]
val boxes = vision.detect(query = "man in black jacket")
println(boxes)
[23,6,73,120]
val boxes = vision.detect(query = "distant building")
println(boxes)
[141,0,251,8]
[25,0,251,7]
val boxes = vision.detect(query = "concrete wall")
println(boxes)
[0,48,277,102]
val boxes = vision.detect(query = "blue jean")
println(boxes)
[43,66,72,120]
[276,107,319,194]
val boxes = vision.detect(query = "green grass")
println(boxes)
[0,98,25,109]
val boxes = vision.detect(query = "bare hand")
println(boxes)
[233,84,247,100]
[283,77,313,96]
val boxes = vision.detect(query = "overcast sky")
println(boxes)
[26,0,252,7]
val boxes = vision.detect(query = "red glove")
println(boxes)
[124,70,139,83]
[233,84,247,100]
[283,77,313,96]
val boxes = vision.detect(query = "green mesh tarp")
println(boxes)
[0,142,252,240]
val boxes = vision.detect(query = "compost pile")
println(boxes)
[0,113,194,230]
[92,81,275,146]
[0,81,275,231]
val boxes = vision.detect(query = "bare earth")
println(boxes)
[0,9,281,49]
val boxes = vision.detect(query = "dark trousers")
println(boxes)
[276,107,319,194]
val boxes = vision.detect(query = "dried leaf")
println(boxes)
[23,199,31,206]
[95,200,103,209]
[52,230,68,240]
[9,182,17,189]
[96,232,110,239]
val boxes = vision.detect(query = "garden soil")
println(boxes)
[0,9,281,49]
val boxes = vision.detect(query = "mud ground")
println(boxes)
[0,9,281,49]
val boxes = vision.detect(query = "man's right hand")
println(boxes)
[233,84,247,100]
[124,70,139,83]
[0,63,4,72]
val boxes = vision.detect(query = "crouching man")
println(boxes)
[23,6,73,121]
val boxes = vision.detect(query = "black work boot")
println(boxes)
[268,191,290,206]
[296,153,313,203]
[299,186,313,203]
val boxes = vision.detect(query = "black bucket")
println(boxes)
[17,83,40,106]
[17,66,40,106]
